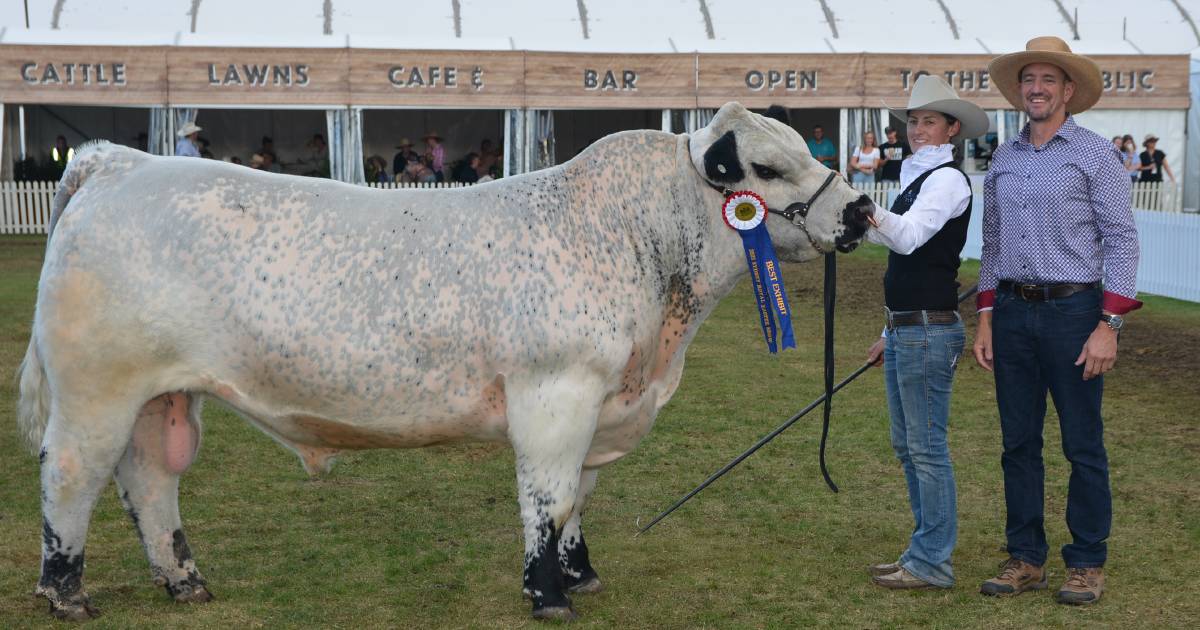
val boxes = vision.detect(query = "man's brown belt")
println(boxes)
[884,309,960,329]
[998,280,1099,302]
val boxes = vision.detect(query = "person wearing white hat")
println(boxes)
[974,36,1141,606]
[863,74,989,591]
[175,122,203,158]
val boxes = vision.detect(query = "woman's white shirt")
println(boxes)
[866,143,971,256]
[853,146,880,169]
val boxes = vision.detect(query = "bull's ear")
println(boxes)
[704,131,745,183]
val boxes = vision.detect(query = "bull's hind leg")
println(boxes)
[114,393,214,604]
[37,396,142,620]
[559,468,603,594]
[507,369,604,621]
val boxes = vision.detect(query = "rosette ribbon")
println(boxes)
[721,191,796,353]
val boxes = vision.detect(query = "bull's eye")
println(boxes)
[752,163,781,180]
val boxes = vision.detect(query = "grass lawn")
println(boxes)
[0,235,1196,628]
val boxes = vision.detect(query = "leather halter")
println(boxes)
[705,170,841,256]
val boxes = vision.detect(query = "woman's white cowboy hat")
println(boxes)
[886,75,990,139]
[176,122,203,137]
[988,36,1103,114]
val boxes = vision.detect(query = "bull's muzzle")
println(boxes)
[834,195,874,253]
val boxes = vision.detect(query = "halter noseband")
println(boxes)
[706,170,840,256]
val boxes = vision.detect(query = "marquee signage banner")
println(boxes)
[0,45,1189,110]
[863,54,1191,110]
[0,45,167,105]
[166,47,351,106]
[698,53,866,108]
[349,49,525,108]
[523,52,697,109]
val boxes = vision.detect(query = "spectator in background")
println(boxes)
[303,134,331,178]
[197,137,215,159]
[392,138,415,175]
[1120,135,1139,183]
[849,131,881,186]
[423,131,445,182]
[249,153,266,170]
[261,136,275,157]
[878,127,911,183]
[1138,134,1174,183]
[477,139,499,179]
[229,156,244,166]
[807,125,837,170]
[763,105,791,126]
[365,155,390,183]
[261,151,282,173]
[175,122,203,158]
[399,154,436,184]
[50,135,74,177]
[454,153,481,184]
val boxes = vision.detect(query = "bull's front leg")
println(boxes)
[559,468,603,594]
[507,369,605,621]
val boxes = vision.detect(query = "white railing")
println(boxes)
[852,180,1188,214]
[366,181,471,190]
[0,180,1190,235]
[0,180,56,235]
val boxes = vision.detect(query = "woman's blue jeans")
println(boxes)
[883,316,965,588]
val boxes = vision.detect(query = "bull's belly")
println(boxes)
[584,355,687,468]
[208,371,511,453]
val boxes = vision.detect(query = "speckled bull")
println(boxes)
[18,102,871,621]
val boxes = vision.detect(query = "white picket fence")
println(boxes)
[854,181,1186,214]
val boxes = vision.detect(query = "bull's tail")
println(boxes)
[17,332,50,455]
[47,139,114,240]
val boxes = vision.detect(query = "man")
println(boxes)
[974,36,1141,606]
[174,122,202,158]
[806,125,836,170]
[878,127,911,183]
[393,138,415,176]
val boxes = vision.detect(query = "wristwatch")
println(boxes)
[1100,313,1124,332]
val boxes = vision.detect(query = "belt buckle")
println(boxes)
[1019,283,1040,301]
[883,307,895,330]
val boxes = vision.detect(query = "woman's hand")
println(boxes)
[867,338,885,367]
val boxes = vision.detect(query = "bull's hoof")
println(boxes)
[566,576,604,595]
[171,583,215,604]
[532,604,579,621]
[47,598,102,622]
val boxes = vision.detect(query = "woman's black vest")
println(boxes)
[883,161,971,312]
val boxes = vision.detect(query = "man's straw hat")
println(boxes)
[885,75,990,139]
[176,121,202,137]
[988,36,1103,114]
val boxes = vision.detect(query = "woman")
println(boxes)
[1139,134,1175,183]
[1121,135,1139,183]
[849,131,881,186]
[862,75,989,591]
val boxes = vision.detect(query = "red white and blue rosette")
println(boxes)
[722,191,796,353]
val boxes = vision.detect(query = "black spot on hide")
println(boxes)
[172,529,193,568]
[704,131,745,183]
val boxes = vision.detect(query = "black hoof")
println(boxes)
[48,599,101,622]
[532,604,578,621]
[566,576,604,595]
[171,583,215,604]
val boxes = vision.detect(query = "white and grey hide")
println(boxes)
[16,102,872,621]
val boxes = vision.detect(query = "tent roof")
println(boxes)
[2,0,1198,55]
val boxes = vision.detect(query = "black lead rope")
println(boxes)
[636,285,982,535]
[819,252,839,493]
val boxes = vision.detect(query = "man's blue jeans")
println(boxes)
[883,316,965,588]
[992,286,1110,568]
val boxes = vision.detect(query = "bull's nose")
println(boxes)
[835,195,874,251]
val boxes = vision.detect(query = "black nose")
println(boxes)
[835,195,873,252]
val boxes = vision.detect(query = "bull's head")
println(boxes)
[689,102,872,262]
